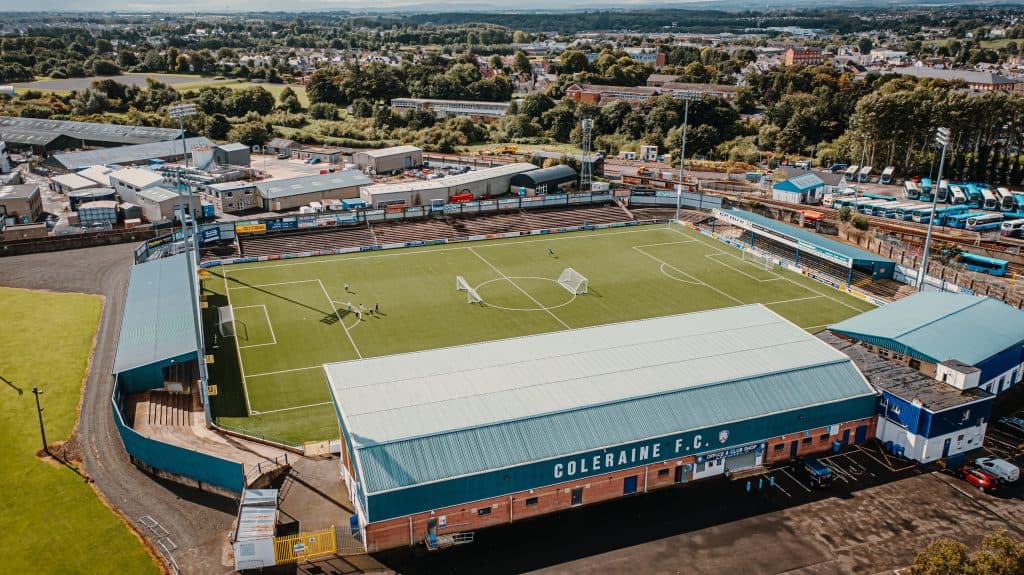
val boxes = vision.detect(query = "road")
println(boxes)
[0,244,236,575]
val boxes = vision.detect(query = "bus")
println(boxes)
[903,180,921,200]
[933,205,971,226]
[861,193,897,202]
[949,185,968,205]
[911,206,935,223]
[855,199,893,214]
[1013,193,1024,212]
[843,165,860,180]
[965,212,1004,231]
[959,252,1009,276]
[857,166,873,183]
[880,166,896,185]
[981,186,1000,211]
[963,184,983,208]
[919,178,933,201]
[883,202,923,219]
[1000,218,1024,238]
[936,180,950,203]
[946,211,986,229]
[995,188,1015,212]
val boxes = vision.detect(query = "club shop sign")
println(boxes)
[552,429,735,480]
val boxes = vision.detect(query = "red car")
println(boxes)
[959,465,999,492]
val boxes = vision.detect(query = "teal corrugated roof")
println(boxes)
[112,254,197,374]
[327,305,876,494]
[774,173,824,193]
[721,208,893,265]
[830,292,1024,365]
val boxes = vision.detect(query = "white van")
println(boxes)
[974,456,1020,483]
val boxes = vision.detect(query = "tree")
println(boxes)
[95,38,113,54]
[857,38,874,56]
[229,122,272,147]
[309,102,338,120]
[911,539,968,575]
[558,50,591,75]
[350,98,373,118]
[91,59,120,76]
[489,54,505,71]
[514,51,532,76]
[969,529,1024,575]
[205,113,231,140]
[278,86,303,113]
[306,67,343,105]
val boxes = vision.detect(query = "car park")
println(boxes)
[958,465,999,492]
[995,416,1024,438]
[796,458,835,488]
[973,457,1020,483]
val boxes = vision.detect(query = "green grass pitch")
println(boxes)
[203,223,877,444]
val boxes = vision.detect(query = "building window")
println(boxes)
[525,497,538,506]
[477,508,491,516]
[892,405,901,415]
[819,433,830,442]
[774,443,785,452]
[658,468,670,477]
[909,359,921,369]
[801,437,813,445]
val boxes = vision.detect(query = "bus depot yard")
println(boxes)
[203,223,876,444]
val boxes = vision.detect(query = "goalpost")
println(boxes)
[742,250,773,271]
[218,305,235,337]
[557,268,589,295]
[455,275,483,304]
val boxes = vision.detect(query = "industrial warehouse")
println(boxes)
[358,162,539,207]
[325,305,879,551]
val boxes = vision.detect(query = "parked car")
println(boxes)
[974,457,1020,483]
[995,416,1024,438]
[277,152,291,160]
[796,458,835,488]
[959,465,999,492]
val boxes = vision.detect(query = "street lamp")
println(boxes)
[853,133,869,212]
[32,387,47,455]
[917,127,951,292]
[675,90,701,220]
[168,102,210,420]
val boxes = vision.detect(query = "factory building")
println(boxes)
[391,98,513,123]
[358,163,536,208]
[509,164,577,196]
[47,137,213,171]
[255,171,372,212]
[0,117,183,153]
[0,183,43,224]
[109,168,166,203]
[352,145,423,175]
[135,186,201,223]
[829,292,1024,396]
[325,305,879,552]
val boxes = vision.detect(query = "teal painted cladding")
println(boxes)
[829,332,935,363]
[119,352,197,393]
[363,394,877,523]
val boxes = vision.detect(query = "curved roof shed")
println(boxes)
[510,164,577,189]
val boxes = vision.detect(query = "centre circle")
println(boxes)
[474,277,576,311]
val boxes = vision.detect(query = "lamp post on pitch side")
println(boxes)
[917,127,951,292]
[168,102,210,419]
[32,387,48,455]
[675,90,701,220]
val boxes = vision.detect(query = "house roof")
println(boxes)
[326,305,876,494]
[894,66,1018,86]
[829,292,1024,365]
[774,173,825,193]
[52,172,101,191]
[0,183,40,200]
[256,170,372,200]
[819,330,990,412]
[109,167,165,189]
[216,142,250,153]
[112,254,197,374]
[360,163,536,196]
[136,186,180,203]
[49,137,213,170]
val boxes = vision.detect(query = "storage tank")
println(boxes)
[78,200,119,225]
[191,146,216,170]
[69,187,116,211]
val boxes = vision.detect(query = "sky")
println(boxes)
[2,0,715,12]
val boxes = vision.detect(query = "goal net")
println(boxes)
[742,250,773,271]
[557,268,589,295]
[456,275,483,304]
[218,305,235,337]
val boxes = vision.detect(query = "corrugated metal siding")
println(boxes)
[830,293,1024,366]
[357,361,875,494]
[878,391,923,434]
[112,254,198,374]
[364,394,877,522]
[976,345,1024,383]
[923,399,993,438]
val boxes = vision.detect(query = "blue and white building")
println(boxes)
[829,292,1024,396]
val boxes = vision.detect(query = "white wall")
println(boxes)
[875,416,986,463]
[981,363,1024,395]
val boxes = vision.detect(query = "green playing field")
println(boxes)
[203,223,877,444]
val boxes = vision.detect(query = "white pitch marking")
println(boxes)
[247,365,324,378]
[318,279,363,359]
[252,401,333,416]
[632,245,744,305]
[468,247,571,330]
[238,305,277,348]
[220,268,253,415]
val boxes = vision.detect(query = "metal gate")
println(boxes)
[273,527,337,565]
[724,450,758,473]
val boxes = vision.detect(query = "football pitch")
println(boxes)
[203,223,877,444]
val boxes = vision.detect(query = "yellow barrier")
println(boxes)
[274,527,337,565]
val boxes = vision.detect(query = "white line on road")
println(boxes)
[780,467,813,493]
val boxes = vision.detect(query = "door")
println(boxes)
[789,440,799,458]
[841,428,851,446]
[674,465,689,484]
[942,438,951,458]
[724,450,758,473]
[570,487,583,506]
[623,475,638,495]
[854,425,869,444]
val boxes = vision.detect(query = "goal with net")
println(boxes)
[742,250,773,271]
[218,305,235,337]
[557,268,589,295]
[455,275,483,304]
